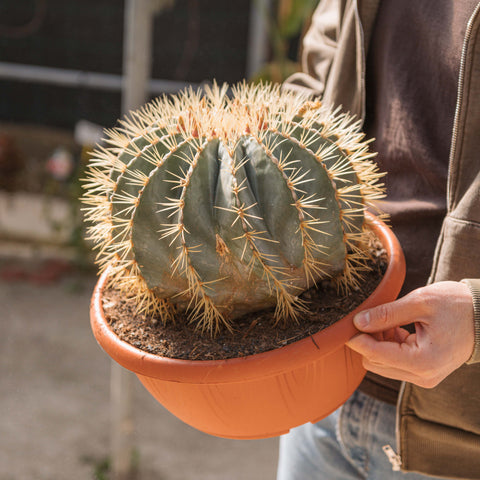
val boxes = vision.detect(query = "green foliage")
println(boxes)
[250,0,319,83]
[277,0,319,38]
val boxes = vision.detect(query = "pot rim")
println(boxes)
[90,212,405,383]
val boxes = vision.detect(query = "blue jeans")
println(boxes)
[277,390,448,480]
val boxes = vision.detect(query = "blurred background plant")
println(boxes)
[250,0,318,83]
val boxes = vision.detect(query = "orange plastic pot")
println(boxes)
[90,213,405,439]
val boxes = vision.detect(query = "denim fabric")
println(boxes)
[277,390,448,480]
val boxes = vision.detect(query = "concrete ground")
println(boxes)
[0,264,279,480]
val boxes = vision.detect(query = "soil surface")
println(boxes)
[102,242,387,361]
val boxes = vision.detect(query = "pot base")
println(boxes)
[137,345,365,439]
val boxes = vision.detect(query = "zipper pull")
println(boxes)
[382,445,402,471]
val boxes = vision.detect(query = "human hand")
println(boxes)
[346,281,475,388]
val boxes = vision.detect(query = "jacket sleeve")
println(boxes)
[283,0,343,97]
[461,278,480,364]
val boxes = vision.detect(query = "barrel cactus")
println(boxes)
[82,82,384,335]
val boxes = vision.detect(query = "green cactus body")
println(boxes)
[83,82,384,334]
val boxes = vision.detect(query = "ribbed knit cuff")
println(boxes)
[461,279,480,365]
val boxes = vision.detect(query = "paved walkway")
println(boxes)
[0,267,278,480]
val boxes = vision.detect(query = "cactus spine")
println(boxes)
[82,82,384,335]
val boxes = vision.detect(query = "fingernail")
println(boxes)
[354,311,370,329]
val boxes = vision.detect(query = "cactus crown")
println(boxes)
[82,82,384,335]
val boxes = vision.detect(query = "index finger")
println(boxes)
[353,291,429,333]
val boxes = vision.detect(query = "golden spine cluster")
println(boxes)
[82,82,385,334]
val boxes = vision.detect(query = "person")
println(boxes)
[278,1,480,479]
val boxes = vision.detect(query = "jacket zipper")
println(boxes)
[396,2,480,468]
[446,2,480,211]
[382,445,402,471]
[395,381,406,467]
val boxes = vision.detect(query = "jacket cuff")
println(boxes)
[461,278,480,364]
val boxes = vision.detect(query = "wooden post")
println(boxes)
[110,363,136,479]
[122,0,155,115]
[110,1,154,478]
[245,0,271,79]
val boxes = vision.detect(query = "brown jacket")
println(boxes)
[285,1,480,478]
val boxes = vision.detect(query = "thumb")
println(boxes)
[353,294,424,333]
